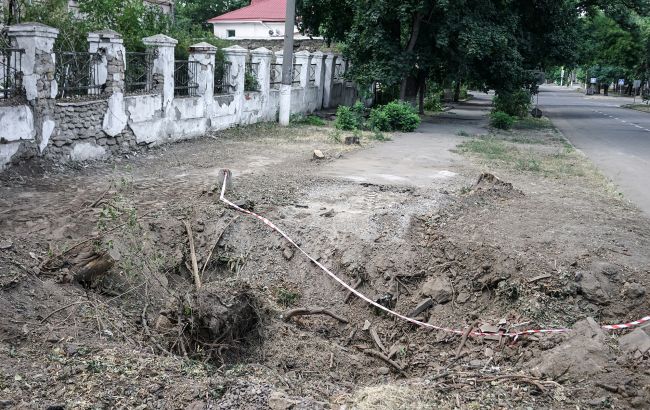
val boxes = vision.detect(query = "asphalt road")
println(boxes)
[539,85,650,216]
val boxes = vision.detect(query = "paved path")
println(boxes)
[540,85,650,216]
[321,98,490,187]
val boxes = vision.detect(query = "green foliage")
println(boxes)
[244,71,259,92]
[276,288,301,308]
[370,101,420,132]
[490,111,516,130]
[424,91,443,112]
[335,105,360,130]
[17,0,230,57]
[351,101,367,126]
[329,129,343,143]
[493,90,531,118]
[291,114,326,126]
[369,107,391,132]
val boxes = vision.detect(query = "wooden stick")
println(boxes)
[200,216,239,277]
[369,327,387,354]
[344,278,363,303]
[455,320,479,359]
[88,183,112,208]
[40,301,91,324]
[183,221,201,290]
[283,307,349,324]
[363,349,406,376]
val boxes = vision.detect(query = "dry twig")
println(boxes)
[455,320,479,359]
[200,216,240,277]
[283,307,349,324]
[363,348,406,376]
[183,221,201,290]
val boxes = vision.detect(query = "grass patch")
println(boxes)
[514,117,553,130]
[623,104,650,113]
[291,114,327,126]
[457,137,512,161]
[457,133,591,178]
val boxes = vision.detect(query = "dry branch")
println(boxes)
[200,216,240,277]
[369,327,387,354]
[363,348,406,376]
[283,307,349,324]
[183,221,201,290]
[344,278,363,303]
[455,320,479,359]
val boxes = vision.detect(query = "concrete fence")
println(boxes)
[0,23,359,170]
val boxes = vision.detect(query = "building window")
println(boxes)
[227,30,236,38]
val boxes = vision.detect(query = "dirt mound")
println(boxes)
[471,172,523,198]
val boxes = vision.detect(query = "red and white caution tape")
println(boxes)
[219,169,649,338]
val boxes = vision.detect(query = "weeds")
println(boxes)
[457,133,593,179]
[291,114,326,126]
[276,287,301,307]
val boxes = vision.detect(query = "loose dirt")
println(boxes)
[1,100,649,409]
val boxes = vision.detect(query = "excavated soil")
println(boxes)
[1,107,650,409]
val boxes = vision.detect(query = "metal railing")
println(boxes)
[270,62,282,89]
[333,63,344,81]
[244,61,259,92]
[214,60,232,94]
[174,60,199,97]
[0,47,24,99]
[55,51,103,99]
[292,63,301,85]
[309,63,317,86]
[270,62,302,88]
[125,50,156,93]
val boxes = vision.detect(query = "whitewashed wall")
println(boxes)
[0,25,359,170]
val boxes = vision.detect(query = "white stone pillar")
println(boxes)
[294,50,310,89]
[142,34,177,112]
[8,23,59,102]
[88,29,125,95]
[250,47,272,118]
[189,42,217,100]
[88,30,127,137]
[312,51,325,110]
[322,53,335,108]
[223,45,248,122]
[8,23,58,154]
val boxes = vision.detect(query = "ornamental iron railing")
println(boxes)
[55,51,103,98]
[125,50,156,93]
[309,63,317,85]
[174,60,199,97]
[214,60,232,94]
[0,47,24,99]
[244,61,260,92]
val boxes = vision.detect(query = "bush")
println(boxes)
[493,89,531,118]
[335,106,360,130]
[351,101,367,128]
[424,92,443,112]
[490,111,516,130]
[370,101,421,132]
[369,108,391,132]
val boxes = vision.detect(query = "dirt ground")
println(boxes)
[1,99,650,409]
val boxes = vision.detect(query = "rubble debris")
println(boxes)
[530,318,608,379]
[622,282,646,299]
[313,149,325,160]
[420,277,452,304]
[618,329,650,355]
[408,298,434,318]
[577,271,614,305]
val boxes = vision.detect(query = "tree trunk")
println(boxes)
[453,81,461,102]
[399,13,424,101]
[417,73,426,114]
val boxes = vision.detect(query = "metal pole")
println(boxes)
[279,0,296,126]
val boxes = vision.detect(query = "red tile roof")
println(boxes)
[207,0,286,23]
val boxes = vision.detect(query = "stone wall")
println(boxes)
[0,24,360,170]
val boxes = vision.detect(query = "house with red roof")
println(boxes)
[208,0,306,40]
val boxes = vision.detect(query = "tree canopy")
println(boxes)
[298,0,648,99]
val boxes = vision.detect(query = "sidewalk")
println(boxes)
[320,96,491,186]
